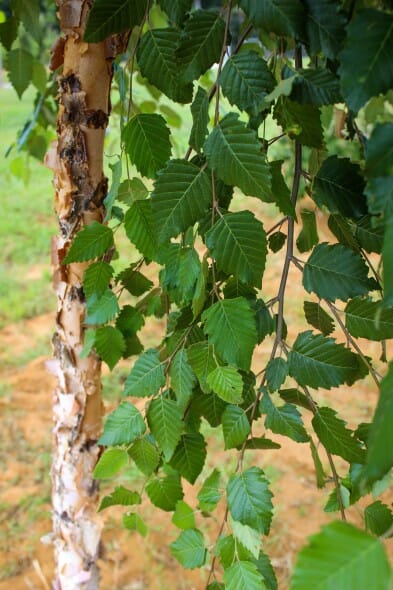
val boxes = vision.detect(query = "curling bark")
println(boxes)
[45,2,126,588]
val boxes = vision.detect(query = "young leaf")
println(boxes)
[288,331,367,389]
[296,209,319,253]
[290,521,391,590]
[63,222,114,264]
[303,301,334,336]
[172,501,196,530]
[364,501,393,537]
[83,262,114,299]
[238,0,304,38]
[170,433,207,484]
[202,297,258,371]
[222,405,251,449]
[146,473,183,511]
[303,243,376,302]
[147,397,183,461]
[85,289,119,325]
[312,407,365,464]
[93,448,128,479]
[124,349,166,397]
[345,298,393,341]
[151,159,212,242]
[123,512,148,537]
[99,402,146,446]
[6,48,34,98]
[224,560,264,590]
[204,113,271,200]
[98,486,141,512]
[265,358,288,393]
[123,114,171,179]
[124,200,158,260]
[176,10,226,83]
[197,469,222,512]
[206,211,267,288]
[227,467,273,534]
[170,529,207,569]
[189,86,209,152]
[260,392,309,443]
[84,0,148,42]
[94,326,125,370]
[128,436,160,476]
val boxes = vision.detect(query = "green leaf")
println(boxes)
[274,98,324,148]
[169,349,196,410]
[328,214,359,251]
[362,363,393,485]
[265,358,288,393]
[339,9,393,113]
[383,223,393,306]
[172,501,196,530]
[324,484,351,513]
[242,437,281,450]
[355,216,383,254]
[312,407,365,464]
[83,262,114,299]
[128,435,160,476]
[260,393,309,443]
[0,16,18,51]
[290,67,341,106]
[310,439,327,488]
[189,86,209,152]
[123,512,148,537]
[98,486,141,512]
[124,349,166,397]
[146,473,183,511]
[147,397,183,461]
[137,29,193,103]
[99,401,146,446]
[303,301,334,336]
[288,331,367,390]
[345,298,393,341]
[231,520,261,560]
[365,123,393,180]
[123,114,171,179]
[116,305,144,338]
[13,0,40,41]
[124,200,158,260]
[170,529,207,569]
[197,469,222,512]
[192,257,208,319]
[220,51,275,114]
[118,177,148,205]
[303,243,376,302]
[93,448,128,479]
[279,388,312,411]
[157,0,193,26]
[104,159,122,220]
[206,365,244,404]
[6,48,33,98]
[227,467,273,534]
[222,405,251,449]
[365,501,393,537]
[84,0,147,42]
[170,433,207,484]
[118,268,153,296]
[255,552,278,590]
[296,209,319,253]
[202,297,257,371]
[94,326,126,370]
[85,289,119,325]
[187,342,217,393]
[254,299,275,344]
[204,113,271,200]
[238,0,304,38]
[63,222,114,264]
[290,521,391,590]
[313,156,367,219]
[303,0,346,59]
[269,231,287,253]
[206,211,267,289]
[151,159,212,242]
[269,160,296,218]
[224,561,264,590]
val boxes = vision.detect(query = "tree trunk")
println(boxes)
[45,3,125,588]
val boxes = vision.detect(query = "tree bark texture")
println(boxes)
[45,3,126,588]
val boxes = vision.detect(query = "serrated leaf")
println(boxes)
[63,222,114,264]
[137,29,193,103]
[254,299,275,344]
[123,114,171,179]
[265,358,288,393]
[123,512,148,536]
[93,448,128,479]
[116,305,144,338]
[339,9,393,113]
[170,433,206,484]
[324,484,351,513]
[189,86,209,152]
[231,519,261,559]
[157,0,193,26]
[85,289,119,325]
[99,486,141,512]
[242,437,281,450]
[202,297,257,371]
[312,407,365,464]
[187,342,217,393]
[303,301,334,336]
[192,391,227,427]
[124,199,158,260]
[303,243,376,302]
[151,159,212,242]
[206,365,244,404]
[355,216,383,254]
[227,467,273,534]
[118,177,148,205]
[255,551,278,590]
[224,560,264,590]
[288,331,367,390]
[172,501,196,530]
[313,156,367,219]
[192,256,208,319]
[6,48,34,98]
[278,388,312,411]
[169,349,196,410]
[0,16,18,51]
[269,160,296,218]
[303,0,347,59]
[197,469,221,512]
[146,473,183,511]
[99,401,146,446]
[147,397,183,461]
[124,349,166,397]
[345,298,393,341]
[176,10,226,83]
[84,0,147,42]
[170,529,207,569]
[206,211,267,289]
[204,113,271,200]
[239,0,304,38]
[260,392,309,443]
[290,521,391,590]
[365,501,393,537]
[328,214,359,251]
[296,209,319,253]
[274,98,324,148]
[222,405,251,449]
[220,51,275,114]
[118,268,153,296]
[128,436,160,476]
[290,67,341,106]
[83,262,114,299]
[215,535,252,569]
[94,326,125,370]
